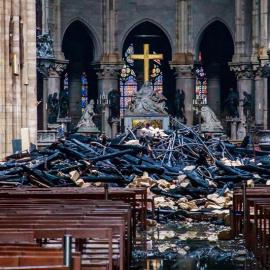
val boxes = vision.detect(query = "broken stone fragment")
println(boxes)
[75,179,85,187]
[158,243,171,253]
[69,170,80,182]
[247,179,254,187]
[157,179,171,189]
[146,219,157,226]
[177,248,187,255]
[217,228,233,240]
[124,140,141,145]
[235,250,248,256]
[207,234,218,243]
[183,165,196,171]
[177,174,187,182]
[224,214,231,226]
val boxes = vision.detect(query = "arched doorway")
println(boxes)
[197,20,235,128]
[120,21,174,124]
[62,21,98,129]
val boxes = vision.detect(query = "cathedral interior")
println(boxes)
[1,1,270,269]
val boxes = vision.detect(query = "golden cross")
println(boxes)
[130,44,163,82]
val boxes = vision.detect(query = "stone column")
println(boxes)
[111,118,120,137]
[96,66,119,136]
[231,121,238,140]
[233,0,246,62]
[206,63,221,118]
[47,62,67,127]
[231,64,253,140]
[173,65,196,126]
[43,77,48,129]
[253,68,264,127]
[69,65,83,129]
[263,77,268,129]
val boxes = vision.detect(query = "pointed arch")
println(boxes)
[62,17,101,61]
[120,19,173,56]
[195,17,235,61]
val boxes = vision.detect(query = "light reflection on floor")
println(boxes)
[131,221,265,270]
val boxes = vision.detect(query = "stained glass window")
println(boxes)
[151,59,163,94]
[64,73,68,90]
[63,72,88,112]
[120,44,137,118]
[195,67,207,104]
[81,73,88,112]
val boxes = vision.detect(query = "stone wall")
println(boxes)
[0,0,37,160]
[192,0,235,57]
[60,0,103,61]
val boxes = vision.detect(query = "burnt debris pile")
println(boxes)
[1,120,270,224]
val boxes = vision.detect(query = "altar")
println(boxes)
[124,115,170,131]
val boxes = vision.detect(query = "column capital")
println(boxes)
[48,61,68,77]
[170,64,195,78]
[252,65,263,79]
[229,62,254,79]
[94,64,121,79]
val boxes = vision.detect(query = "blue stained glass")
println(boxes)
[120,44,137,118]
[195,67,207,103]
[81,73,88,112]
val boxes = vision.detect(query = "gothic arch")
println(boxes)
[62,17,101,61]
[120,19,173,56]
[195,17,235,60]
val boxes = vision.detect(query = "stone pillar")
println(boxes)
[233,0,246,62]
[206,63,221,118]
[263,77,268,129]
[69,67,83,129]
[47,62,67,127]
[96,66,119,136]
[231,64,253,140]
[111,119,119,137]
[43,77,48,129]
[173,65,196,126]
[253,68,264,127]
[231,121,238,140]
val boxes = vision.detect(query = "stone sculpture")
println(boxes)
[76,99,97,129]
[242,91,252,118]
[36,32,55,58]
[225,88,239,118]
[108,89,120,119]
[59,88,69,118]
[174,89,185,119]
[201,105,223,131]
[48,93,59,124]
[125,81,168,115]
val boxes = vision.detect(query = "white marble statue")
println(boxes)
[201,105,223,130]
[126,81,168,115]
[76,99,97,129]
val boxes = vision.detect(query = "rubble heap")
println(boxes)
[1,120,270,225]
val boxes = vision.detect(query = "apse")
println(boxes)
[121,21,175,116]
[198,20,235,119]
[62,21,98,129]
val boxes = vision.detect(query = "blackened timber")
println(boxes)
[185,171,209,188]
[135,165,165,174]
[106,147,141,164]
[31,151,65,170]
[215,160,247,176]
[22,165,55,186]
[57,145,86,160]
[89,149,135,164]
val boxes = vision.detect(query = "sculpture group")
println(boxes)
[126,82,168,115]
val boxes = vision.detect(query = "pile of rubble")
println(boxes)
[1,120,270,227]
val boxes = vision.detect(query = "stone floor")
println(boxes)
[131,221,265,270]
